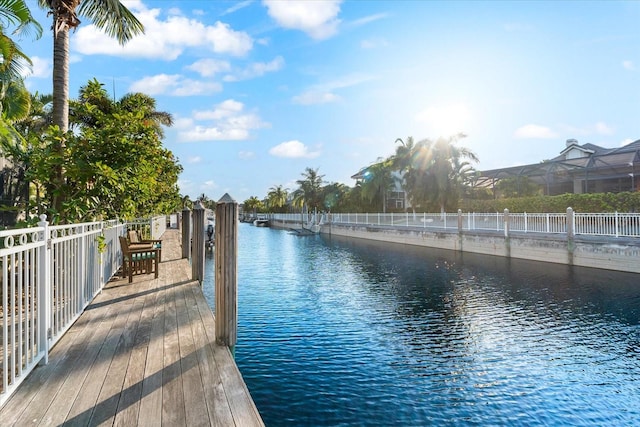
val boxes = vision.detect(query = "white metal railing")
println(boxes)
[127,215,166,240]
[270,210,640,238]
[1,216,127,408]
[509,213,568,234]
[574,212,640,238]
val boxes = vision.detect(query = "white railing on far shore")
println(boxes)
[268,210,640,239]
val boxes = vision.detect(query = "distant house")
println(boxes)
[475,139,640,195]
[351,166,407,210]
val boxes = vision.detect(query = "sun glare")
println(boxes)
[415,103,473,138]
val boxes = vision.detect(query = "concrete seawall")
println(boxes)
[269,219,640,274]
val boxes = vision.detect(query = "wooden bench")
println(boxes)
[128,230,163,262]
[118,235,160,283]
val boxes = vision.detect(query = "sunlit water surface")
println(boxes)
[203,224,640,426]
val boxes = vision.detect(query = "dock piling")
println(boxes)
[215,193,238,348]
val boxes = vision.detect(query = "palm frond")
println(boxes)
[78,0,144,44]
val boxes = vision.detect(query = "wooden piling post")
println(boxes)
[215,193,238,347]
[192,201,205,284]
[182,207,191,259]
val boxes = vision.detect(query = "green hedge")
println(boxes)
[459,192,640,213]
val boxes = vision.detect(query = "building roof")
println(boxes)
[475,139,640,187]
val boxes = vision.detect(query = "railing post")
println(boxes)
[503,208,510,238]
[546,213,550,233]
[37,215,51,365]
[181,207,191,259]
[192,201,205,284]
[457,209,462,231]
[504,208,511,258]
[79,224,86,309]
[215,193,238,348]
[524,212,528,233]
[567,207,575,265]
[615,211,619,238]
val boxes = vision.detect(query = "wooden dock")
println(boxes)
[0,229,263,426]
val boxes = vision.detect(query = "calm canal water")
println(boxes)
[203,224,640,426]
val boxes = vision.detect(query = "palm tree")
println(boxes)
[37,0,143,133]
[392,136,416,172]
[402,134,478,215]
[38,0,144,215]
[0,0,42,83]
[243,196,263,215]
[321,182,350,212]
[71,79,174,134]
[1,0,42,124]
[359,159,394,213]
[293,167,324,212]
[266,185,288,212]
[119,92,173,138]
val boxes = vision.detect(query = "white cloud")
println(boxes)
[415,103,473,137]
[559,121,615,137]
[179,99,269,142]
[514,124,558,139]
[174,117,194,129]
[595,121,614,135]
[263,0,342,40]
[185,59,231,77]
[292,91,340,105]
[292,73,374,105]
[222,0,253,15]
[201,180,217,190]
[129,74,222,96]
[621,138,635,146]
[360,38,389,49]
[178,178,194,195]
[269,140,321,158]
[73,2,253,59]
[187,156,202,163]
[25,56,50,78]
[622,60,635,71]
[224,56,284,81]
[193,99,243,120]
[348,13,388,28]
[239,150,256,159]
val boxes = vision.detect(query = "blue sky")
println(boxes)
[21,0,640,202]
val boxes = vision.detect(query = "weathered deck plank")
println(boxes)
[0,229,264,427]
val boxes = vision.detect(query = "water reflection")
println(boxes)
[203,225,640,426]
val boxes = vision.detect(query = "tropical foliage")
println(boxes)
[266,185,288,212]
[461,191,640,214]
[292,167,324,212]
[37,0,144,213]
[393,134,478,214]
[243,196,264,214]
[358,158,395,213]
[0,79,182,225]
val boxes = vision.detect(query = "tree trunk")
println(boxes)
[51,18,69,217]
[52,20,69,133]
